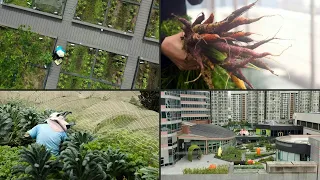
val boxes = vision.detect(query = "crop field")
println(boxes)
[0,91,159,179]
[0,25,55,89]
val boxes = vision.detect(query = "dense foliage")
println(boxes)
[138,91,159,112]
[14,144,62,180]
[0,146,21,180]
[0,25,54,89]
[0,102,54,146]
[0,102,159,180]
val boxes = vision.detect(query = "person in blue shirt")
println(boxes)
[24,112,72,156]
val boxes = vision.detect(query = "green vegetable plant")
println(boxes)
[146,8,159,39]
[134,167,159,180]
[93,51,126,86]
[60,146,108,180]
[61,131,94,151]
[14,143,62,180]
[105,0,139,32]
[134,60,160,89]
[75,0,108,24]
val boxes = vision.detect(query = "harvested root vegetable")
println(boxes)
[172,0,289,89]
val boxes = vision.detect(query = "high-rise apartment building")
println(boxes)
[230,92,247,121]
[246,91,265,124]
[211,91,229,126]
[160,91,210,166]
[311,91,320,113]
[280,91,299,119]
[265,91,281,120]
[160,91,181,166]
[180,91,211,122]
[298,91,312,113]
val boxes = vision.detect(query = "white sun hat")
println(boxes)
[56,50,65,58]
[55,46,66,58]
[46,112,70,132]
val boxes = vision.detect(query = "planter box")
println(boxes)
[72,19,134,37]
[2,2,64,19]
[58,42,125,89]
[74,0,140,33]
[133,59,159,89]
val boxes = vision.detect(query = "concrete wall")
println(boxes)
[309,137,320,179]
[310,137,320,163]
[161,174,318,180]
[294,113,320,125]
[304,127,320,135]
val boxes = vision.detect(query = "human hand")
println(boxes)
[161,32,200,70]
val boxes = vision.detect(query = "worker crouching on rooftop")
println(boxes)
[24,111,74,156]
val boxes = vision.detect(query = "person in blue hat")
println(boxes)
[53,46,66,65]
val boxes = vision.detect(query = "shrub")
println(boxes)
[188,144,202,162]
[246,144,254,151]
[183,165,229,174]
[0,146,21,180]
[258,156,275,163]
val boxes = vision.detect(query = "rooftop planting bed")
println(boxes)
[133,59,159,89]
[3,0,66,16]
[0,25,55,89]
[58,43,127,89]
[145,0,159,39]
[74,0,141,33]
